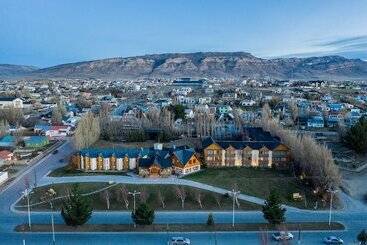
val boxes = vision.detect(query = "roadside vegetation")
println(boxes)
[16,221,344,233]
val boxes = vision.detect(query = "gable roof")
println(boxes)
[173,149,195,165]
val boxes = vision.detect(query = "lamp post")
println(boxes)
[230,189,240,227]
[327,188,338,226]
[42,188,57,244]
[50,201,56,245]
[22,188,32,230]
[128,190,141,227]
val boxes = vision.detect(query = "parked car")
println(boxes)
[53,150,58,154]
[169,237,191,245]
[272,232,294,241]
[323,236,343,244]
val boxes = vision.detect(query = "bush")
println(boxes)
[131,203,155,225]
[343,116,367,154]
[206,213,214,226]
[61,184,93,226]
[358,230,367,245]
[262,189,286,225]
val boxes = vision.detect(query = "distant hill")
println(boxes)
[3,52,367,80]
[0,64,38,78]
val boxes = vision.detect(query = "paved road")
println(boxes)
[0,138,366,244]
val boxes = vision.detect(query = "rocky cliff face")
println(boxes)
[4,52,367,80]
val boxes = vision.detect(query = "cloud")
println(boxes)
[272,35,367,60]
[319,36,367,48]
[315,35,367,55]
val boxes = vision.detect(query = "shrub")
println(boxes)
[206,213,214,226]
[61,184,93,226]
[131,203,155,225]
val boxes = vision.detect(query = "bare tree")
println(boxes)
[260,111,341,195]
[51,107,63,125]
[174,186,187,209]
[193,189,203,209]
[74,112,101,150]
[157,189,166,209]
[0,105,23,125]
[213,194,222,208]
[100,190,111,210]
[288,100,299,124]
[116,185,129,209]
[139,187,149,203]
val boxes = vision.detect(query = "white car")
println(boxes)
[272,231,294,241]
[169,237,191,245]
[323,236,344,244]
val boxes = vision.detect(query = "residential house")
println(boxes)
[241,100,256,107]
[307,116,325,128]
[171,149,201,175]
[0,97,24,109]
[0,150,13,161]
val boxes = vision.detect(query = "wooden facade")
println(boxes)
[203,142,290,168]
[172,154,201,175]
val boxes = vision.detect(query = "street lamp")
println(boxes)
[128,190,141,227]
[50,201,56,245]
[22,188,33,230]
[42,188,57,245]
[230,189,240,227]
[327,188,338,226]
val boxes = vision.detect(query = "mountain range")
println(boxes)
[2,52,367,80]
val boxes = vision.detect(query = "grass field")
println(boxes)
[184,167,331,209]
[16,182,261,211]
[48,166,129,177]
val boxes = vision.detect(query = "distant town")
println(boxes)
[0,75,367,244]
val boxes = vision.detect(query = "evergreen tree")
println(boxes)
[358,230,367,245]
[131,203,155,225]
[206,213,214,226]
[61,184,93,226]
[262,189,286,225]
[343,116,367,153]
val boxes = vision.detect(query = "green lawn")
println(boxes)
[184,167,328,209]
[48,166,129,177]
[16,182,261,211]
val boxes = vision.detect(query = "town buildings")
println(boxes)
[202,128,291,169]
[71,143,201,177]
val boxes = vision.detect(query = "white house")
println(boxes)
[0,97,24,109]
[0,171,8,185]
[241,100,256,107]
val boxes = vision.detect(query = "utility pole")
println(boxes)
[230,189,240,227]
[128,190,141,227]
[50,201,56,245]
[327,188,338,226]
[22,188,32,230]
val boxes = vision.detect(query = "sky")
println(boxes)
[0,0,366,67]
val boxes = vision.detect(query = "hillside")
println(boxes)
[0,64,38,78]
[3,52,367,80]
